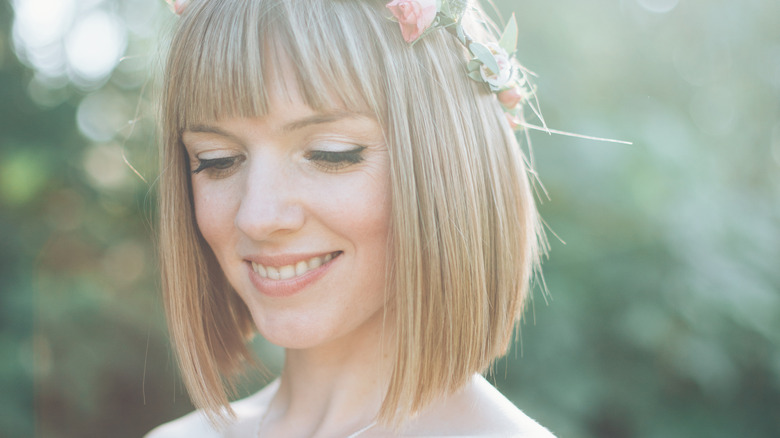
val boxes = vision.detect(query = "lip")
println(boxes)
[245,251,341,298]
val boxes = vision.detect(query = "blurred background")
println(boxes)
[1,0,778,436]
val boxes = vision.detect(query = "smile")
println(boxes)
[251,251,340,281]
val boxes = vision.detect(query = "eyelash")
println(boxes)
[191,146,366,177]
[192,156,243,177]
[306,146,366,170]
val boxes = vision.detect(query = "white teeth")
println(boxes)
[251,252,337,281]
[251,262,267,277]
[279,265,295,280]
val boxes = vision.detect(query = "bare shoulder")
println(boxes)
[144,379,280,438]
[399,375,556,437]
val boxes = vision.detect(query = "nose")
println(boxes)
[234,155,305,241]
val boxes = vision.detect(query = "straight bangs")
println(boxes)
[166,0,388,130]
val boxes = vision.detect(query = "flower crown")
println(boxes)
[386,0,538,131]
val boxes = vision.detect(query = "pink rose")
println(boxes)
[386,0,438,43]
[167,0,188,15]
[479,43,512,90]
[497,87,523,109]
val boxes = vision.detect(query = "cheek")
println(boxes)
[360,194,391,240]
[192,182,237,252]
[322,171,391,237]
[342,178,392,255]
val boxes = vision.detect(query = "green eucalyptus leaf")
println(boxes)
[469,43,499,74]
[468,70,484,82]
[455,23,468,45]
[441,0,468,21]
[498,14,518,54]
[467,59,481,72]
[440,0,451,17]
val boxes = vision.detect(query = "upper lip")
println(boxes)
[243,251,340,268]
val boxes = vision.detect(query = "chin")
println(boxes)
[258,328,324,350]
[249,312,337,350]
[249,306,386,351]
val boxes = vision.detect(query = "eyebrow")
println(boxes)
[185,125,241,142]
[280,111,370,132]
[186,110,372,138]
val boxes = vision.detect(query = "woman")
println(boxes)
[148,0,553,436]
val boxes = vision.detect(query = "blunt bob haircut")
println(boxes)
[159,0,543,427]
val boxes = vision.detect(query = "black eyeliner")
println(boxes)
[308,146,366,164]
[192,157,237,174]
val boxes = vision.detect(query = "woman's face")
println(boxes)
[181,85,392,349]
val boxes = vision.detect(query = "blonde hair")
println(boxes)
[159,0,543,427]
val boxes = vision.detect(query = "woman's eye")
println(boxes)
[192,156,244,177]
[306,146,366,170]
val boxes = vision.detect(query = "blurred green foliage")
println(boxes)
[0,0,778,437]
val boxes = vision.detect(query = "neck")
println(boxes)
[262,310,395,436]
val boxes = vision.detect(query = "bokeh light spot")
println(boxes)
[76,89,132,143]
[0,150,49,205]
[12,0,75,50]
[11,0,75,78]
[65,11,127,84]
[82,143,131,189]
